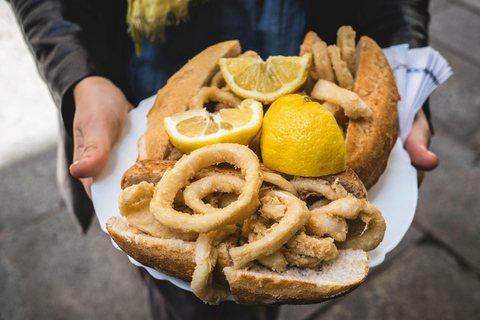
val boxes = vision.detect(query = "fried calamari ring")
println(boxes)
[309,195,386,251]
[291,177,348,201]
[150,144,262,233]
[118,182,198,241]
[188,86,242,110]
[229,190,310,269]
[334,198,386,251]
[262,171,299,197]
[241,219,288,272]
[183,174,245,214]
[292,177,384,249]
[191,225,237,305]
[305,210,348,242]
[184,170,297,217]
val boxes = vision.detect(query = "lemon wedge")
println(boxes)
[164,99,263,153]
[260,94,346,177]
[219,54,312,103]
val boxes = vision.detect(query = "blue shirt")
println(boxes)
[128,0,307,102]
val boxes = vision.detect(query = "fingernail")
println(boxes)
[71,159,86,167]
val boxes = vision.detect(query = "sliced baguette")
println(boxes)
[138,40,242,161]
[345,36,400,189]
[106,216,234,287]
[108,163,371,305]
[224,249,368,305]
[107,216,368,305]
[121,160,367,201]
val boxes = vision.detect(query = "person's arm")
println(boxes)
[69,76,133,198]
[8,0,97,134]
[9,0,134,196]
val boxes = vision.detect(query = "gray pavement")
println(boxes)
[1,0,479,319]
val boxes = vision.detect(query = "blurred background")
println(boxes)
[0,0,479,319]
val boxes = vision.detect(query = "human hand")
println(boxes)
[69,76,134,198]
[404,109,439,186]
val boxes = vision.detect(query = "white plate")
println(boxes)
[92,94,418,292]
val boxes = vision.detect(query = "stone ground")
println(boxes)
[1,0,479,319]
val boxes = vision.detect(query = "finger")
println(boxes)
[404,111,439,172]
[72,125,85,164]
[405,137,439,171]
[70,118,115,179]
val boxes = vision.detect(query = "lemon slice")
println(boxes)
[164,99,263,153]
[219,53,312,103]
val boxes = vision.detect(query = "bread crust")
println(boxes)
[109,163,370,305]
[121,160,367,201]
[107,216,196,282]
[346,36,400,189]
[223,249,369,305]
[138,40,241,161]
[106,216,234,286]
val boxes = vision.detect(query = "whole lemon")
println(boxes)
[260,94,346,177]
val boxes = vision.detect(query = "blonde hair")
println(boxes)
[127,0,191,54]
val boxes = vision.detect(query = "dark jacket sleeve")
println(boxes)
[357,0,430,48]
[7,0,134,136]
[307,0,431,117]
[356,0,432,118]
[307,0,430,48]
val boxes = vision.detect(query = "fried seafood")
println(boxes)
[111,143,386,305]
[183,174,246,215]
[118,181,197,241]
[308,196,386,251]
[229,190,310,269]
[311,79,372,119]
[292,176,385,251]
[336,26,356,75]
[283,232,338,268]
[327,45,354,90]
[305,211,348,242]
[191,225,237,305]
[262,171,299,197]
[291,176,348,201]
[150,143,262,233]
[300,31,399,190]
[300,31,335,84]
[188,86,242,111]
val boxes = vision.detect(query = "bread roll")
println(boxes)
[346,36,400,189]
[138,40,241,161]
[107,164,371,305]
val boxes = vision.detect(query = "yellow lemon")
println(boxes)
[219,54,311,104]
[164,99,263,153]
[260,94,346,177]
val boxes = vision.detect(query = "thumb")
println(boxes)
[405,137,439,171]
[70,119,115,179]
[404,111,439,172]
